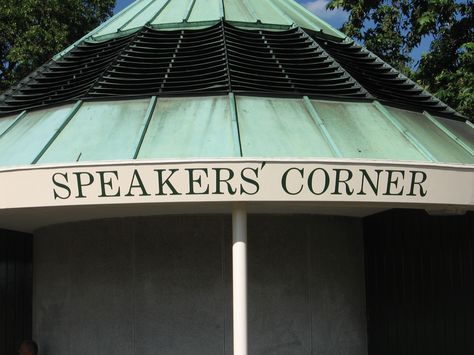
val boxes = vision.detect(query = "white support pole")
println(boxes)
[232,203,248,355]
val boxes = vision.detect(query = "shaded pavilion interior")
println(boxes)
[0,0,473,354]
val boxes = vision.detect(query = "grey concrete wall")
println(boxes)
[248,216,366,355]
[34,215,366,355]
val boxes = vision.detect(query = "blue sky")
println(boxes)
[113,0,430,64]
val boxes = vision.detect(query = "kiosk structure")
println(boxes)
[0,1,473,354]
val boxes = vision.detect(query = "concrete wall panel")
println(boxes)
[34,226,72,355]
[34,215,366,355]
[67,221,134,355]
[35,221,134,355]
[248,216,310,355]
[133,216,229,355]
[309,217,367,355]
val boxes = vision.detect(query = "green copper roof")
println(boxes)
[0,96,472,167]
[79,0,344,40]
[51,0,345,60]
[0,0,472,168]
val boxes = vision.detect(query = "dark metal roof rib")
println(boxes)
[0,34,135,115]
[87,22,229,98]
[310,34,460,119]
[0,21,460,119]
[224,22,369,98]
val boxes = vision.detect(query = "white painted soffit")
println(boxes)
[1,158,473,232]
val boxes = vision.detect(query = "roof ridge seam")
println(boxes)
[146,0,173,27]
[219,0,225,19]
[260,31,295,90]
[242,0,260,22]
[183,0,197,22]
[118,0,158,32]
[264,0,296,27]
[31,100,83,165]
[221,20,233,92]
[274,0,347,39]
[160,29,185,94]
[373,100,438,162]
[423,111,474,156]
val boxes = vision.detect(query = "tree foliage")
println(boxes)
[328,0,474,118]
[0,0,115,92]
